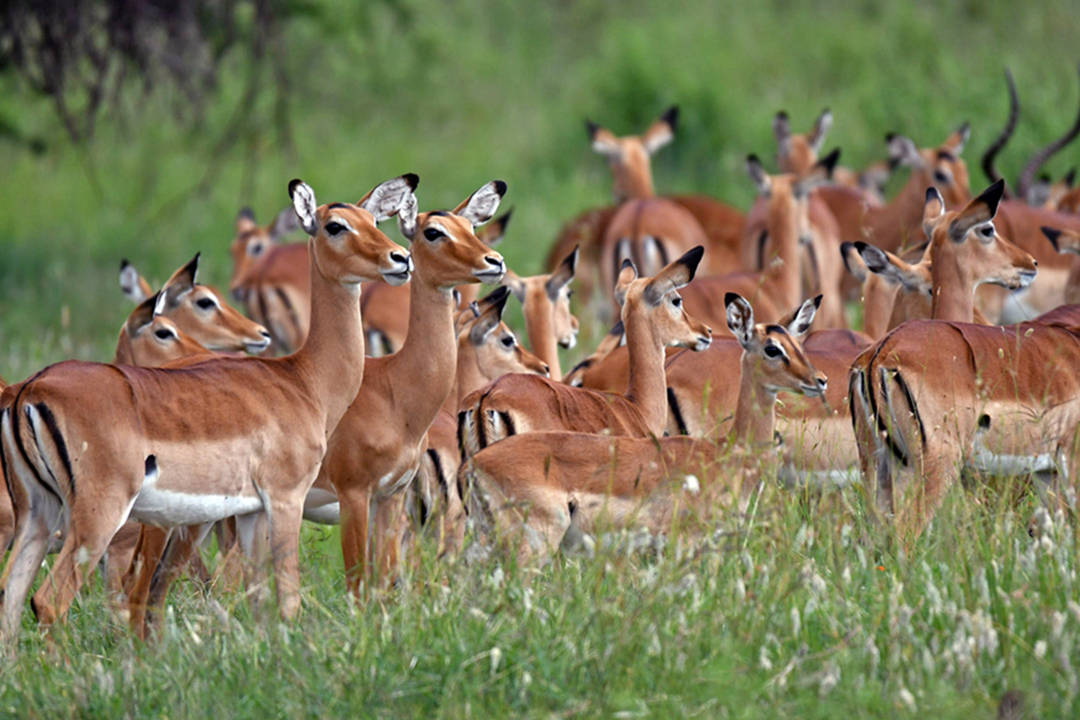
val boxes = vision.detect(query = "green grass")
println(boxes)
[2,0,1080,715]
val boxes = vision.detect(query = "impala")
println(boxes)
[460,292,824,565]
[1041,226,1080,305]
[562,319,625,388]
[0,175,416,640]
[459,247,713,459]
[316,180,507,591]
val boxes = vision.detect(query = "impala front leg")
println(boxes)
[267,498,306,620]
[339,485,371,597]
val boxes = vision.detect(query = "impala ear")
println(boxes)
[546,246,578,300]
[477,208,513,247]
[269,205,301,240]
[126,294,159,335]
[469,286,511,345]
[944,121,970,155]
[153,289,168,317]
[949,179,1004,242]
[785,295,822,337]
[454,180,507,227]
[288,179,318,235]
[1041,226,1062,252]
[725,292,755,348]
[236,206,258,232]
[840,242,868,283]
[613,258,637,307]
[644,245,704,305]
[856,241,932,294]
[119,259,148,304]
[886,133,923,168]
[773,110,791,148]
[359,173,420,226]
[746,154,771,195]
[795,148,841,195]
[923,186,946,238]
[642,105,679,154]
[808,108,833,153]
[160,253,200,308]
[588,120,621,156]
[502,271,526,303]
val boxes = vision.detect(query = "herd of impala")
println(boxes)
[2,73,1080,647]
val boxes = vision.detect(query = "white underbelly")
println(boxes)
[132,486,263,527]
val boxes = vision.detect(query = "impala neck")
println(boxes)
[731,355,777,447]
[612,159,655,202]
[385,266,458,443]
[289,241,366,434]
[764,194,802,309]
[929,253,975,321]
[524,285,561,381]
[869,173,927,252]
[623,309,668,436]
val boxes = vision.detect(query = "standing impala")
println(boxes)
[459,247,713,458]
[461,293,824,565]
[0,175,416,640]
[317,180,507,591]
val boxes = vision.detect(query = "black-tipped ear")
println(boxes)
[677,245,704,282]
[884,132,897,143]
[620,257,637,274]
[1041,226,1062,251]
[977,178,1006,217]
[817,148,841,176]
[485,284,512,317]
[1066,168,1077,188]
[978,413,991,431]
[723,291,740,306]
[493,180,507,197]
[120,258,130,270]
[180,253,201,284]
[237,206,256,222]
[773,110,791,143]
[402,173,420,192]
[660,105,679,132]
[586,119,600,140]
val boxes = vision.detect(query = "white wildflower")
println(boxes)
[898,686,916,711]
[682,474,700,494]
[1052,611,1067,641]
[819,661,840,697]
[489,647,502,675]
[758,645,773,671]
[734,577,747,602]
[1034,640,1047,660]
[791,607,801,637]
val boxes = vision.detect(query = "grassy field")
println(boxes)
[1,0,1079,715]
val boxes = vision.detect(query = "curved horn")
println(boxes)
[981,68,1019,195]
[1017,63,1080,199]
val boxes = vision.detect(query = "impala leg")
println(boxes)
[144,524,208,633]
[894,442,960,545]
[0,495,55,644]
[32,491,136,626]
[0,488,15,556]
[103,520,141,601]
[373,492,407,587]
[339,486,371,597]
[235,512,270,610]
[211,517,245,593]
[267,500,305,620]
[126,525,172,639]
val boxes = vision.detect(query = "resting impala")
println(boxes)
[461,292,824,565]
[562,319,625,388]
[315,180,507,591]
[847,182,1074,540]
[0,175,416,640]
[459,247,713,459]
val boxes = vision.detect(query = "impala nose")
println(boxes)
[390,251,409,266]
[484,255,505,271]
[816,376,828,392]
[540,363,550,377]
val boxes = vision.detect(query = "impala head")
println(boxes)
[505,246,580,349]
[1041,226,1080,255]
[587,105,678,201]
[119,259,153,304]
[289,175,416,289]
[854,241,933,297]
[563,319,625,388]
[614,246,712,352]
[748,149,839,245]
[774,108,833,175]
[397,180,507,288]
[886,123,972,208]
[229,206,301,300]
[117,294,211,367]
[461,286,550,380]
[726,293,827,399]
[154,254,272,353]
[923,179,1037,290]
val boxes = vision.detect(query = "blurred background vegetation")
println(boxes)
[1,0,1077,380]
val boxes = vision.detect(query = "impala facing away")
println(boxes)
[461,292,824,565]
[0,175,416,641]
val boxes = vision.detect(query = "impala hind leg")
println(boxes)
[234,512,271,610]
[103,520,141,600]
[31,490,137,626]
[143,524,211,633]
[0,496,56,644]
[126,524,172,638]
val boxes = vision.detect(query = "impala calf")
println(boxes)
[0,175,416,641]
[461,293,824,565]
[459,247,712,459]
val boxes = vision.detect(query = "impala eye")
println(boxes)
[979,225,994,238]
[324,221,346,235]
[424,227,445,242]
[196,297,216,310]
[764,344,783,359]
[249,242,265,256]
[933,170,950,184]
[501,335,515,348]
[154,328,176,340]
[671,296,682,307]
